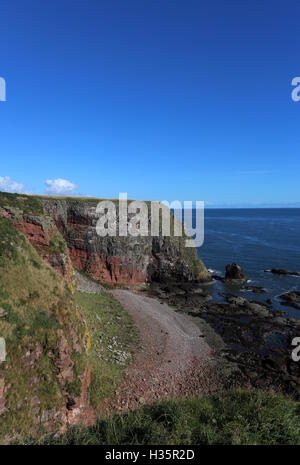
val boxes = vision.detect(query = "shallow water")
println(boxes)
[197,208,300,319]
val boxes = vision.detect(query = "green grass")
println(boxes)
[0,215,23,263]
[0,192,44,215]
[74,290,138,410]
[28,390,300,445]
[0,214,137,441]
[0,217,87,441]
[49,234,67,254]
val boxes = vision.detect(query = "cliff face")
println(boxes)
[0,193,209,287]
[0,194,75,287]
[42,198,210,285]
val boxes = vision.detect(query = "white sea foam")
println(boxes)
[208,268,222,275]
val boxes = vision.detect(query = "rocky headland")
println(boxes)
[0,192,299,442]
[0,192,209,441]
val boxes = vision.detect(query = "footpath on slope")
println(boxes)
[107,289,217,412]
[75,272,217,413]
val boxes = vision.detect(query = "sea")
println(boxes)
[196,208,300,319]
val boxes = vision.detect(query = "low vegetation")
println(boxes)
[49,233,67,254]
[0,192,44,215]
[74,290,138,410]
[0,214,138,441]
[0,216,86,441]
[29,390,300,445]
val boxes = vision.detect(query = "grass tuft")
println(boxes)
[29,389,300,445]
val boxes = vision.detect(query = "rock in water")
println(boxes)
[225,263,247,284]
[279,291,300,309]
[269,268,300,277]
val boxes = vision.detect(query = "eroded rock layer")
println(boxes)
[42,198,210,285]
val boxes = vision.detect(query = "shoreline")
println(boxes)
[143,282,300,399]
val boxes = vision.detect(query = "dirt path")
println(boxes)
[102,289,217,412]
[75,271,104,294]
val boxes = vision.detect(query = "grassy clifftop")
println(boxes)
[0,192,44,215]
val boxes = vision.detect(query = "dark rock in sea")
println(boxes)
[265,268,300,277]
[245,285,266,294]
[225,263,247,285]
[279,291,300,309]
[196,301,300,397]
[225,296,270,317]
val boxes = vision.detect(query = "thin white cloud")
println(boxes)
[45,178,77,195]
[0,176,24,193]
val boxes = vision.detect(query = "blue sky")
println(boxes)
[0,0,300,205]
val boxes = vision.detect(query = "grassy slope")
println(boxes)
[30,390,300,445]
[74,290,138,411]
[0,215,137,441]
[0,216,87,441]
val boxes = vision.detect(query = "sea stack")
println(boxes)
[225,263,247,285]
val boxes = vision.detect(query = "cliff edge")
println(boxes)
[42,196,210,285]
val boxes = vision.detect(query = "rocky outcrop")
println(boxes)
[41,198,210,286]
[280,291,300,310]
[0,194,209,286]
[0,195,74,287]
[225,263,247,285]
[266,268,300,277]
